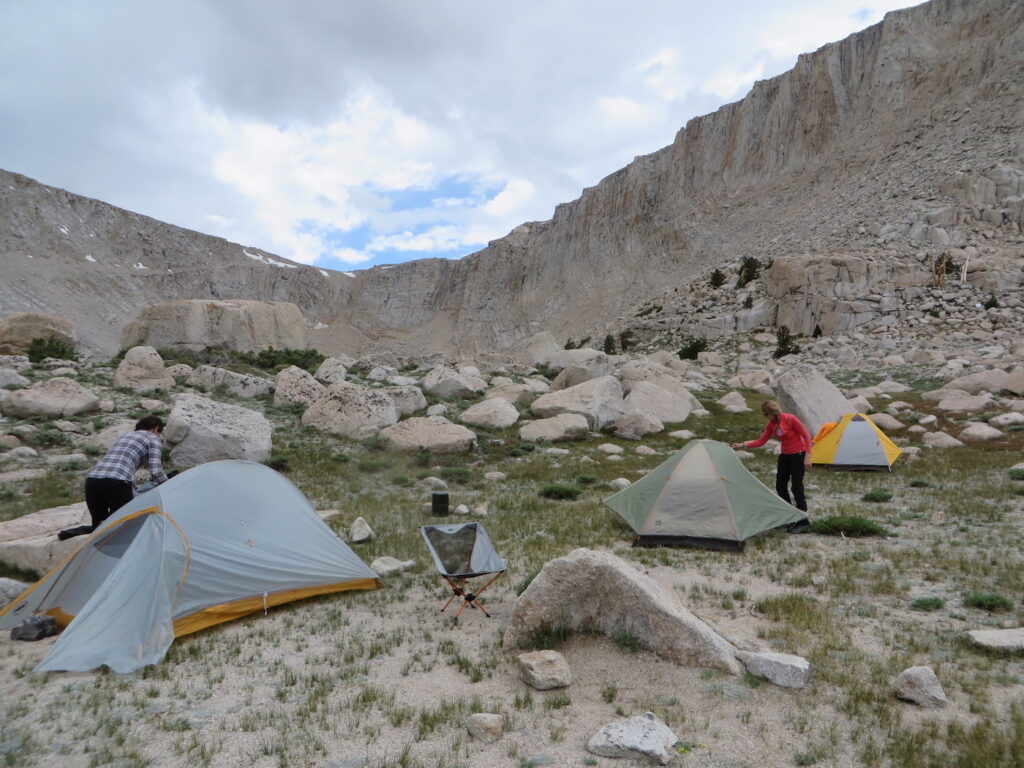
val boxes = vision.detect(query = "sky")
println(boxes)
[0,0,920,271]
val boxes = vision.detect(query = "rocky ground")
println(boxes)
[1,307,1023,767]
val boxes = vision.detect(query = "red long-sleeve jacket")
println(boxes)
[744,413,812,455]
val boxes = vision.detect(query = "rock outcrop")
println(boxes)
[0,312,76,355]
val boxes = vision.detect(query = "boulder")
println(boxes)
[530,376,624,430]
[867,413,905,433]
[301,382,398,439]
[273,366,324,407]
[618,360,702,408]
[586,712,679,766]
[0,577,29,607]
[517,650,571,690]
[459,397,520,428]
[622,381,693,423]
[922,431,965,448]
[518,330,562,367]
[0,369,30,388]
[966,627,1024,652]
[383,385,428,417]
[518,414,589,442]
[349,517,375,543]
[0,502,90,577]
[82,419,136,451]
[164,394,273,466]
[936,393,996,413]
[776,366,853,435]
[380,416,477,453]
[422,366,486,399]
[369,556,414,577]
[113,346,174,392]
[989,412,1024,428]
[894,666,948,708]
[165,363,193,383]
[0,377,99,418]
[739,651,811,689]
[612,411,664,440]
[504,548,740,674]
[0,312,76,355]
[121,299,308,353]
[1004,366,1024,396]
[188,365,274,399]
[540,347,609,374]
[551,359,615,390]
[485,380,549,406]
[717,391,750,413]
[314,357,348,384]
[465,713,503,744]
[943,369,1009,395]
[959,422,1003,442]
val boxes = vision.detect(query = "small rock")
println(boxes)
[739,651,811,689]
[586,712,678,765]
[349,517,375,543]
[635,445,656,456]
[517,650,571,690]
[598,443,624,454]
[421,476,449,490]
[894,666,948,708]
[484,471,507,481]
[370,556,414,577]
[465,713,503,743]
[453,504,470,516]
[609,478,630,491]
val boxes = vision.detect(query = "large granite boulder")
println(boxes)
[612,411,664,440]
[164,394,272,466]
[0,377,99,418]
[504,548,740,674]
[380,416,477,453]
[551,358,615,390]
[383,385,428,417]
[459,397,520,428]
[1004,366,1024,396]
[422,366,487,399]
[314,357,348,384]
[121,299,308,354]
[0,312,76,355]
[484,379,549,406]
[0,501,90,577]
[273,366,324,407]
[82,419,137,451]
[776,366,853,435]
[188,365,274,399]
[530,375,625,430]
[113,346,175,392]
[622,381,693,423]
[942,369,1008,395]
[518,413,589,442]
[302,382,398,439]
[518,330,562,367]
[0,368,30,388]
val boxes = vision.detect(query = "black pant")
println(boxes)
[59,478,136,541]
[776,452,807,512]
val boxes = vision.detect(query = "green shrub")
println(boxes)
[26,336,77,363]
[534,363,558,380]
[523,623,573,650]
[612,631,641,652]
[910,597,945,612]
[983,295,999,310]
[772,325,800,359]
[909,479,933,488]
[742,294,754,309]
[618,330,636,352]
[156,348,201,368]
[509,443,536,457]
[331,451,351,463]
[391,475,413,487]
[574,475,598,486]
[603,334,617,355]
[264,455,290,472]
[678,337,708,360]
[709,269,726,288]
[515,570,539,596]
[861,487,893,503]
[538,484,580,500]
[736,256,762,288]
[356,459,387,474]
[963,592,1013,613]
[24,429,72,449]
[1008,468,1024,481]
[439,466,471,485]
[810,515,890,537]
[234,347,325,374]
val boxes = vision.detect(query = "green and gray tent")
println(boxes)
[604,439,807,551]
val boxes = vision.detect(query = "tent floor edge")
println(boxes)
[819,464,892,472]
[632,535,744,552]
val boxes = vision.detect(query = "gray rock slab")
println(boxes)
[586,712,679,765]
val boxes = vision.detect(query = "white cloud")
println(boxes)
[758,1,916,60]
[482,178,536,219]
[704,59,768,102]
[596,97,655,128]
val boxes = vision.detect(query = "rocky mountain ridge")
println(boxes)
[1,0,1022,359]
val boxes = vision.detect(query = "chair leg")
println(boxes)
[440,577,465,613]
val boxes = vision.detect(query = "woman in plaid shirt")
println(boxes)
[58,415,169,540]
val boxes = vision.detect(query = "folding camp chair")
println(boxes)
[420,523,506,618]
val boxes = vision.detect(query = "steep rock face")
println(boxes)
[1,0,1021,358]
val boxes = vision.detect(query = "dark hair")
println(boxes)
[136,415,165,433]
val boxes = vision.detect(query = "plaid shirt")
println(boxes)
[88,430,168,485]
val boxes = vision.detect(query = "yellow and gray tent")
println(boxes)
[0,460,380,673]
[811,413,902,471]
[604,439,806,551]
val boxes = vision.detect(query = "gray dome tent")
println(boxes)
[604,440,807,551]
[0,461,380,673]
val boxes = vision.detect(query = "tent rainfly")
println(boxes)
[0,460,380,673]
[603,439,807,551]
[811,413,902,471]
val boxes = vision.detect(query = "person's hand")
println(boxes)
[804,457,812,469]
[730,442,742,450]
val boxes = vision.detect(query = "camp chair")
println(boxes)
[420,523,506,618]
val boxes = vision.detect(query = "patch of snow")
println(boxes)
[342,271,356,278]
[84,255,96,263]
[25,254,33,259]
[133,263,147,270]
[317,269,329,277]
[244,249,298,269]
[59,225,69,236]
[379,265,395,270]
[167,269,173,274]
[314,322,328,330]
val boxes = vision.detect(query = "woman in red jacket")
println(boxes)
[731,400,812,512]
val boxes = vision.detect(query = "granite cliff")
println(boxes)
[0,0,1021,358]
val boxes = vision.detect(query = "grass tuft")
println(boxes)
[810,516,891,537]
